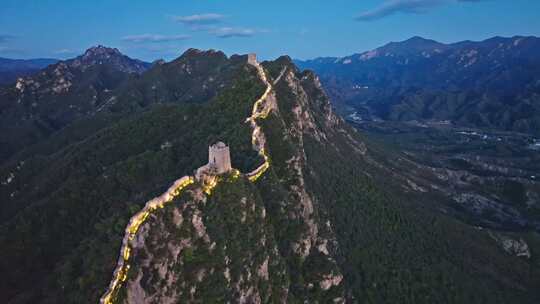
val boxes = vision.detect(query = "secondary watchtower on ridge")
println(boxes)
[247,53,257,66]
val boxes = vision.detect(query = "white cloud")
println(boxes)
[121,34,190,43]
[170,13,266,39]
[172,13,225,25]
[209,27,267,38]
[356,0,488,21]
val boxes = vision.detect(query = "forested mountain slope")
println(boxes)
[0,46,151,161]
[0,49,538,304]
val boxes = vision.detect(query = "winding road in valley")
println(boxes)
[100,59,282,304]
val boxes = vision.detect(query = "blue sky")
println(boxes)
[0,0,539,61]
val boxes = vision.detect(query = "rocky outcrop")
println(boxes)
[256,58,347,301]
[122,178,290,303]
[489,231,531,259]
[71,45,150,74]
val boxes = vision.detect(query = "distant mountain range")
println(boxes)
[296,36,540,135]
[0,57,59,85]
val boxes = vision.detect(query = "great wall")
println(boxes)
[99,55,282,304]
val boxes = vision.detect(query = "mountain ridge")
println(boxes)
[295,35,540,135]
[299,35,539,63]
[0,46,274,167]
[66,45,150,74]
[0,46,152,162]
[1,46,539,303]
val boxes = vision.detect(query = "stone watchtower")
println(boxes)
[195,141,232,181]
[247,53,257,66]
[208,142,232,174]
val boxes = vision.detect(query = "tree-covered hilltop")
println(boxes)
[0,47,245,163]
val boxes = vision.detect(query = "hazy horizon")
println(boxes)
[1,0,540,61]
[1,33,538,63]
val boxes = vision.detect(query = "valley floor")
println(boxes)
[348,118,540,232]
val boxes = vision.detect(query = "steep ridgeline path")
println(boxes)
[100,176,194,304]
[246,59,286,181]
[100,58,282,304]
